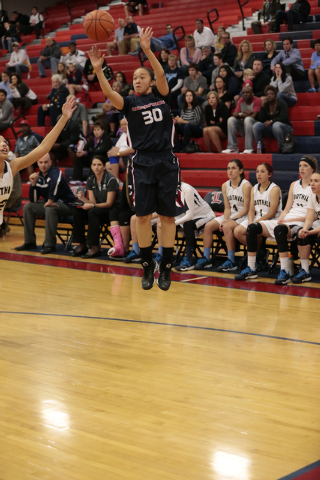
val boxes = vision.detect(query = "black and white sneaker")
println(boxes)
[292,268,312,284]
[157,262,172,291]
[141,260,155,290]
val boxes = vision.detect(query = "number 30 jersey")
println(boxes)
[120,91,174,152]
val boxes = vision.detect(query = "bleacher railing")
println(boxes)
[207,8,219,33]
[237,0,249,31]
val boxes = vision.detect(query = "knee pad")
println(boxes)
[274,224,289,252]
[246,222,263,252]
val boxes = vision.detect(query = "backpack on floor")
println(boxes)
[279,133,297,154]
[184,141,202,154]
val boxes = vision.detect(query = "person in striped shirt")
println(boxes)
[174,90,204,152]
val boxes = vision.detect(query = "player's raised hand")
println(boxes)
[88,45,105,71]
[140,27,153,52]
[62,96,77,120]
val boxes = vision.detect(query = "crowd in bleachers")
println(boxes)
[1,0,320,284]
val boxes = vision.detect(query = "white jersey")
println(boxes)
[285,180,311,220]
[307,193,320,227]
[215,178,250,225]
[0,161,13,224]
[175,182,215,229]
[253,182,282,221]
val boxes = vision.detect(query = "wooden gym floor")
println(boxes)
[0,227,320,480]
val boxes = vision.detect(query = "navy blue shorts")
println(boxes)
[129,151,180,217]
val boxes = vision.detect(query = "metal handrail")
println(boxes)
[207,8,219,34]
[238,0,249,31]
[65,0,76,24]
[41,11,49,38]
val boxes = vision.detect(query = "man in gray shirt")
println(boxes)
[0,89,13,132]
[177,63,207,113]
[271,37,305,81]
[107,17,126,56]
[0,71,13,100]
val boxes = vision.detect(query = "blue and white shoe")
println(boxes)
[194,256,212,270]
[308,87,316,92]
[125,250,141,263]
[292,268,312,284]
[275,269,291,285]
[175,257,195,271]
[217,259,237,272]
[234,266,258,281]
[153,253,162,271]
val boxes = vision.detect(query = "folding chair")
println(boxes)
[3,199,23,235]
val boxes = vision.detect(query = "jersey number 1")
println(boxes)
[142,108,163,125]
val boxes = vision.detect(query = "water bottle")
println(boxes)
[257,141,262,154]
[288,253,295,277]
[313,15,316,22]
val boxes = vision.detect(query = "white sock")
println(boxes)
[248,255,256,271]
[300,259,310,273]
[280,256,289,272]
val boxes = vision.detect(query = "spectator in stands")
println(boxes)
[222,85,262,154]
[174,90,204,152]
[67,94,88,138]
[14,119,40,176]
[203,91,230,153]
[219,64,241,97]
[37,74,69,127]
[214,26,226,54]
[37,37,61,78]
[0,10,9,25]
[130,24,177,56]
[198,45,215,84]
[274,0,311,32]
[119,15,140,55]
[6,42,30,76]
[193,18,215,49]
[97,82,124,136]
[308,39,320,92]
[11,11,29,33]
[1,21,20,52]
[253,85,293,152]
[124,0,146,17]
[270,61,297,107]
[234,69,255,103]
[107,17,126,56]
[0,71,13,99]
[83,47,108,85]
[25,7,44,38]
[0,138,21,237]
[72,155,123,258]
[252,58,271,97]
[271,37,305,81]
[251,0,282,34]
[210,53,226,84]
[220,32,238,67]
[165,54,184,108]
[158,48,170,68]
[233,40,255,79]
[53,62,68,84]
[115,71,130,95]
[107,118,134,182]
[60,42,86,71]
[65,60,89,98]
[49,114,81,166]
[180,35,202,76]
[14,153,76,254]
[177,63,207,112]
[262,38,278,76]
[73,121,112,181]
[0,89,13,132]
[9,73,37,114]
[194,159,251,271]
[175,182,216,271]
[212,75,233,110]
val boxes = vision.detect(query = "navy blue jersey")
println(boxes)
[120,92,174,152]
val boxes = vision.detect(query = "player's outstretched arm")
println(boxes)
[88,46,124,110]
[140,27,169,97]
[10,97,77,177]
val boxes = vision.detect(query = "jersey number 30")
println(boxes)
[142,108,163,125]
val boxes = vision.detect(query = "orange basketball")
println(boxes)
[83,10,115,42]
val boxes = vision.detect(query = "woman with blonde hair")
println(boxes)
[214,26,226,53]
[53,62,68,84]
[262,38,278,76]
[180,35,201,75]
[203,91,230,152]
[233,40,255,79]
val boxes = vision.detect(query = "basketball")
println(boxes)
[83,10,115,42]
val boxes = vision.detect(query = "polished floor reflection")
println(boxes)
[0,240,320,479]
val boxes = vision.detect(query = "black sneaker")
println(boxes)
[14,242,37,251]
[157,268,171,291]
[141,259,155,290]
